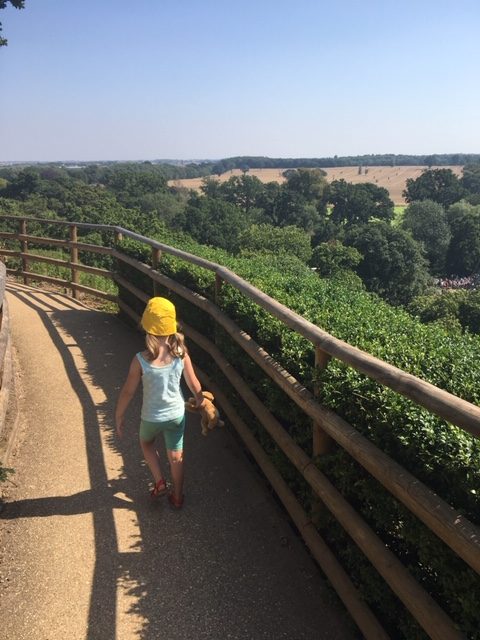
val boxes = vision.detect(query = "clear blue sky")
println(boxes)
[1,0,479,161]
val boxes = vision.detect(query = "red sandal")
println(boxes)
[168,492,184,509]
[150,478,167,498]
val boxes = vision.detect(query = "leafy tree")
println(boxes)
[173,195,248,253]
[283,168,328,209]
[345,222,430,305]
[137,190,187,226]
[310,241,362,277]
[0,0,24,47]
[312,217,342,245]
[200,177,223,200]
[403,168,464,207]
[461,163,480,201]
[254,181,281,225]
[4,167,41,199]
[274,189,321,231]
[401,200,451,274]
[446,201,480,275]
[458,291,480,334]
[238,224,312,263]
[104,167,167,207]
[329,179,394,226]
[254,169,328,231]
[408,291,464,333]
[217,175,265,213]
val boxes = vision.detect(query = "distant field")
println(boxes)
[169,165,464,205]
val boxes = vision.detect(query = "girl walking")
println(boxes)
[115,297,204,509]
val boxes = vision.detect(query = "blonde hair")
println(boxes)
[145,332,187,361]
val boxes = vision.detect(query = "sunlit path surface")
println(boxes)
[0,281,354,640]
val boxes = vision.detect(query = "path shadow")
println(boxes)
[3,286,354,640]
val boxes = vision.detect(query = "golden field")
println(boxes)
[169,165,464,205]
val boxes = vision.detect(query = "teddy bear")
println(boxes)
[185,390,224,436]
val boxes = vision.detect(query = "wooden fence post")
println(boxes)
[312,345,332,522]
[151,247,162,296]
[70,225,79,299]
[20,218,28,285]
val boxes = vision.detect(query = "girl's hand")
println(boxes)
[194,393,205,409]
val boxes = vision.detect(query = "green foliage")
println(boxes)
[238,224,312,263]
[310,241,362,276]
[408,291,464,333]
[461,163,480,196]
[0,462,14,483]
[345,222,431,305]
[409,289,480,336]
[173,194,249,253]
[403,168,464,207]
[204,174,266,214]
[446,201,480,275]
[458,290,480,334]
[329,179,394,226]
[401,200,451,274]
[0,0,24,47]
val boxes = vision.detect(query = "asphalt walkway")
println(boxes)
[0,281,355,640]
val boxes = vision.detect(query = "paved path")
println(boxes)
[0,282,355,640]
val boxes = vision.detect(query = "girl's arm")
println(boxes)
[183,353,204,407]
[115,356,142,437]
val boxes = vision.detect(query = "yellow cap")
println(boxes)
[141,297,177,336]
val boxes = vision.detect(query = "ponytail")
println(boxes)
[167,332,187,359]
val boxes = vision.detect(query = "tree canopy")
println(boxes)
[345,222,430,305]
[401,200,451,275]
[403,168,464,207]
[329,179,394,226]
[0,0,24,47]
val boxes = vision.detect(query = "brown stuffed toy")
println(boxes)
[185,391,224,436]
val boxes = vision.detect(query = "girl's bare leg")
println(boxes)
[167,449,184,499]
[140,438,163,484]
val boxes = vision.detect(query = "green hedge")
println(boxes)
[116,229,480,639]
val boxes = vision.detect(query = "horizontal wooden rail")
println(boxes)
[13,271,69,288]
[20,252,69,268]
[5,269,116,302]
[16,252,113,279]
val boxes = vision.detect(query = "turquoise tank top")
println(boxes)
[136,352,185,422]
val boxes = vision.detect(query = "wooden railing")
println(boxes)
[0,261,15,462]
[1,215,479,640]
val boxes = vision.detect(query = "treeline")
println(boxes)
[2,162,480,320]
[3,152,480,183]
[208,153,480,174]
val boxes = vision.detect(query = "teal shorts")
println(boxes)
[139,414,185,451]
